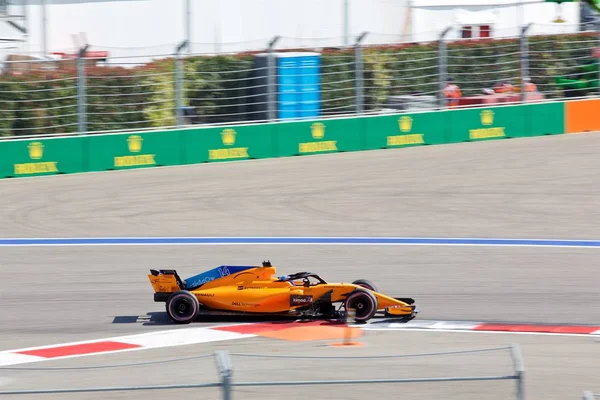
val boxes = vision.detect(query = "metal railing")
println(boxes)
[0,344,526,399]
[0,22,599,139]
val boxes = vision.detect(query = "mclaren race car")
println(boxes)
[148,261,418,324]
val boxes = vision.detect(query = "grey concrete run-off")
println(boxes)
[0,133,599,239]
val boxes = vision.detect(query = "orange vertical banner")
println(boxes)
[565,99,600,133]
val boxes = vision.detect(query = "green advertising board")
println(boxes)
[184,123,276,164]
[87,130,184,172]
[274,118,362,157]
[525,102,566,136]
[0,136,85,178]
[363,111,448,150]
[447,105,527,143]
[0,100,570,180]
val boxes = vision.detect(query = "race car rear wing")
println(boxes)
[150,269,184,286]
[148,269,184,300]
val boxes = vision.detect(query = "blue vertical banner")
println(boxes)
[299,54,321,118]
[277,55,299,120]
[276,52,321,120]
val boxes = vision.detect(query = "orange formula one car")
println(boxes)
[148,261,418,324]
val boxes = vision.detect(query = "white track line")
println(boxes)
[1,319,599,367]
[361,327,600,338]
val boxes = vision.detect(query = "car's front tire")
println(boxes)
[166,290,199,324]
[345,289,378,323]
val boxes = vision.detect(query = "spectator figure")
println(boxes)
[443,77,462,107]
[493,80,515,94]
[523,77,537,92]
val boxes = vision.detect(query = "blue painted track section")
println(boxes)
[0,237,599,248]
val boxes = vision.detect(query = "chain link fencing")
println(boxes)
[0,23,599,138]
[0,345,525,400]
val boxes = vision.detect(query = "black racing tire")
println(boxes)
[344,290,378,323]
[166,290,199,324]
[352,279,378,292]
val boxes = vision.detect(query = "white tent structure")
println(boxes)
[0,0,588,62]
[405,0,583,43]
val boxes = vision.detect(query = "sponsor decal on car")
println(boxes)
[237,286,269,290]
[186,275,217,288]
[231,301,260,307]
[183,266,253,289]
[290,295,313,306]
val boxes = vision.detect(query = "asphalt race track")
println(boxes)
[0,132,599,399]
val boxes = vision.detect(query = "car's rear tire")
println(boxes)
[166,290,199,324]
[345,290,378,323]
[352,279,378,292]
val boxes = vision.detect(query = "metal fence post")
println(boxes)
[41,0,48,57]
[354,31,367,114]
[520,23,533,103]
[343,0,349,46]
[185,0,191,55]
[267,36,280,122]
[510,343,525,400]
[215,351,233,400]
[174,40,188,127]
[438,27,452,109]
[77,44,89,134]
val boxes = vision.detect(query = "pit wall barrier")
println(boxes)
[0,100,572,179]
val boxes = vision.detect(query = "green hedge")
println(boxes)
[87,65,152,132]
[528,32,599,97]
[0,69,78,136]
[0,32,596,137]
